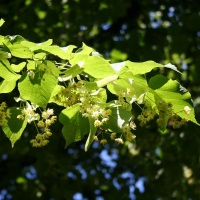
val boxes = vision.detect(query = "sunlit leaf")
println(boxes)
[126,60,181,75]
[18,61,59,108]
[148,75,199,125]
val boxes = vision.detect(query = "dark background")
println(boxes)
[0,0,200,199]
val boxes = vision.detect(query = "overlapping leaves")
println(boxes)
[0,21,199,149]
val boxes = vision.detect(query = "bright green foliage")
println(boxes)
[18,61,59,109]
[0,21,199,150]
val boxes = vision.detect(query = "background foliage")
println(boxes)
[0,0,200,199]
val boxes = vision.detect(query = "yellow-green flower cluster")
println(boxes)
[156,101,173,125]
[110,132,124,144]
[117,93,130,109]
[30,127,53,147]
[30,108,57,147]
[137,101,157,126]
[80,104,112,127]
[168,114,188,129]
[17,102,40,123]
[54,81,84,107]
[122,123,136,141]
[17,102,56,147]
[109,121,136,144]
[0,102,11,126]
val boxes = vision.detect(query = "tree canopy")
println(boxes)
[0,0,200,199]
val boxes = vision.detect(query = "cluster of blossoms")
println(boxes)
[109,121,136,145]
[156,100,173,128]
[54,81,84,107]
[168,114,188,129]
[137,101,157,126]
[117,93,130,109]
[92,134,109,145]
[80,104,112,127]
[55,80,113,128]
[156,101,189,129]
[122,122,136,141]
[138,100,189,129]
[17,102,56,147]
[30,108,57,147]
[0,102,11,126]
[110,132,124,144]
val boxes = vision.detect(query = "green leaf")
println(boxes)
[0,57,20,93]
[110,49,127,61]
[37,45,74,60]
[49,85,65,106]
[69,53,89,66]
[107,79,132,96]
[85,117,97,152]
[11,62,26,73]
[59,104,89,147]
[5,35,26,44]
[33,52,47,60]
[7,44,34,59]
[0,58,16,79]
[110,62,125,74]
[0,35,5,45]
[21,39,53,49]
[0,74,21,93]
[27,60,37,70]
[96,75,118,87]
[2,107,27,147]
[83,56,117,78]
[148,75,199,125]
[83,81,97,91]
[78,43,95,55]
[102,105,132,133]
[94,88,107,103]
[0,18,5,27]
[21,40,76,60]
[126,60,181,75]
[18,61,59,109]
[58,64,84,82]
[0,51,11,59]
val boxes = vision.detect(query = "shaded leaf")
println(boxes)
[59,104,89,147]
[2,107,27,147]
